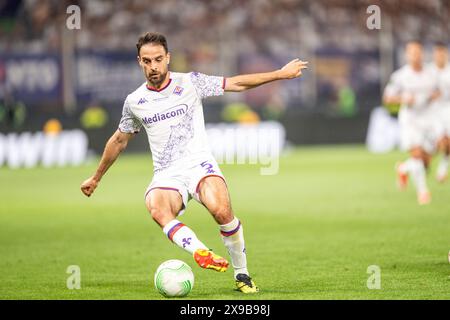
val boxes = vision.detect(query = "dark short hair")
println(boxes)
[433,41,448,49]
[406,39,422,46]
[136,32,168,56]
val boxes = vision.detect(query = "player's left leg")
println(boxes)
[436,136,449,182]
[196,175,259,293]
[398,147,431,205]
[418,148,432,205]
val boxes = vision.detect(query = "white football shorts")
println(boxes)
[398,108,439,154]
[435,103,450,138]
[144,156,226,216]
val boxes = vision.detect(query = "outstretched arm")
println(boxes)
[80,129,135,197]
[224,58,308,92]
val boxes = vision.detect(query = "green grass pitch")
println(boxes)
[1,145,449,299]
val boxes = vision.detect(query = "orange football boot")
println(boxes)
[396,163,408,191]
[193,249,229,272]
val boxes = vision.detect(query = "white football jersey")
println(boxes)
[427,63,450,138]
[384,65,438,115]
[118,71,225,173]
[427,63,450,104]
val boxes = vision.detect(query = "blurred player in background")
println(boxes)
[80,32,308,293]
[383,40,440,205]
[428,42,450,183]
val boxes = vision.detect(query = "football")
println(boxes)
[154,259,194,297]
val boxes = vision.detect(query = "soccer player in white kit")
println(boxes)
[383,41,440,205]
[80,32,308,293]
[428,42,450,183]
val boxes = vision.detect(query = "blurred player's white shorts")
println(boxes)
[434,103,450,138]
[398,108,439,154]
[144,156,226,216]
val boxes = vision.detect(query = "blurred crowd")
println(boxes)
[1,0,448,56]
[0,0,449,122]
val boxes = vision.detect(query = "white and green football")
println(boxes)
[154,259,194,297]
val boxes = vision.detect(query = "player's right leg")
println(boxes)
[400,147,431,205]
[396,161,409,190]
[396,117,431,204]
[436,136,449,183]
[396,117,418,190]
[145,188,214,262]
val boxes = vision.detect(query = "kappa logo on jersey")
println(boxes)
[138,97,148,105]
[142,104,188,125]
[173,86,184,96]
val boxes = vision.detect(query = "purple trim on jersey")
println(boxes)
[222,77,227,90]
[146,78,172,92]
[118,127,139,134]
[220,221,241,237]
